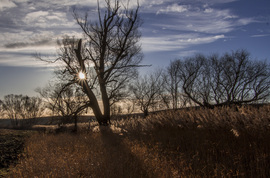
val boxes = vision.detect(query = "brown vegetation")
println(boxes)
[4,105,270,177]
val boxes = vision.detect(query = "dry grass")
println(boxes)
[5,105,270,177]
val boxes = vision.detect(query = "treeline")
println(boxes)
[0,95,43,126]
[131,49,270,116]
[0,49,269,126]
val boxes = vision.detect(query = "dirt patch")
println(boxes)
[0,129,32,177]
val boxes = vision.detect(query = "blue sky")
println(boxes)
[0,0,269,99]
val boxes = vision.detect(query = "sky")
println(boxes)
[0,0,269,99]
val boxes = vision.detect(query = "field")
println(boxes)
[1,105,270,177]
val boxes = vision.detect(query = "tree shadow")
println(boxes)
[97,126,152,178]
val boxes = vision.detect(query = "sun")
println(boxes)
[78,71,86,80]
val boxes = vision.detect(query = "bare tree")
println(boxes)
[0,99,3,119]
[20,96,44,126]
[163,60,182,109]
[2,94,23,126]
[36,83,89,131]
[39,0,143,125]
[125,98,136,114]
[178,50,270,108]
[1,94,44,127]
[130,70,164,117]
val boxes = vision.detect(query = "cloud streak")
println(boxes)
[152,5,255,34]
[142,34,225,52]
[251,34,270,38]
[4,39,55,49]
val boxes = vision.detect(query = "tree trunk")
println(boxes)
[80,81,109,126]
[100,83,111,125]
[75,39,110,126]
[73,115,77,132]
[143,109,149,117]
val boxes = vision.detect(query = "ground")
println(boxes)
[0,129,32,177]
[0,106,270,177]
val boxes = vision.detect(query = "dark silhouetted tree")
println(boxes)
[36,83,89,131]
[177,50,270,108]
[163,60,182,109]
[1,94,44,126]
[38,0,143,125]
[130,69,164,117]
[0,99,3,118]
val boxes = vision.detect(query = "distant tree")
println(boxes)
[0,99,3,118]
[2,95,24,126]
[130,69,164,117]
[36,83,89,131]
[163,60,182,109]
[38,0,143,125]
[110,103,123,116]
[177,50,270,108]
[20,96,44,121]
[125,98,136,114]
[1,94,44,126]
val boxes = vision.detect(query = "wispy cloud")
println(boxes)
[251,34,270,38]
[152,6,254,34]
[139,1,253,54]
[142,34,225,52]
[5,39,54,49]
[1,30,81,50]
[1,31,54,47]
[0,49,58,67]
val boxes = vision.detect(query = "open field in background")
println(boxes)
[1,105,270,177]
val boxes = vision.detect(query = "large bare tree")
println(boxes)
[40,0,143,125]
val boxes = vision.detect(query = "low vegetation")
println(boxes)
[1,105,269,177]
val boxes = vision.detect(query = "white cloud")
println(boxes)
[141,34,225,52]
[204,8,213,13]
[157,4,189,14]
[23,11,49,27]
[23,10,74,28]
[237,18,257,25]
[0,0,17,11]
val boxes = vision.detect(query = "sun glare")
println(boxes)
[78,71,86,80]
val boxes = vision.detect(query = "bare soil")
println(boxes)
[0,129,32,177]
